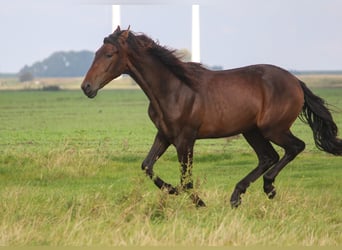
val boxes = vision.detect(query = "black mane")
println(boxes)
[104,30,205,89]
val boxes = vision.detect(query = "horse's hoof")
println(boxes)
[230,198,241,208]
[161,184,178,195]
[190,194,206,207]
[267,188,276,199]
[196,198,206,207]
[168,186,178,195]
[230,189,242,208]
[263,179,276,199]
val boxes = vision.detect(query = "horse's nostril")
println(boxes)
[81,82,90,91]
[81,82,97,98]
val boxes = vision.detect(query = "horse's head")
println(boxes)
[81,26,130,98]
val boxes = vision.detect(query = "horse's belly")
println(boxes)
[197,114,256,139]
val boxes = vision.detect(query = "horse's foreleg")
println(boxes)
[176,141,206,207]
[142,132,177,194]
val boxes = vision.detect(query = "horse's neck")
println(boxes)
[127,55,180,108]
[126,54,201,136]
[127,55,182,133]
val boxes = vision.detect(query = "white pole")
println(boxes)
[191,4,200,63]
[112,5,121,31]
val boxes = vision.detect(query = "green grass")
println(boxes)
[0,87,341,246]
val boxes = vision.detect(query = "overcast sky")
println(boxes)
[1,0,342,73]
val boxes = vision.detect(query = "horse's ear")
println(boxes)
[120,26,130,41]
[113,25,121,34]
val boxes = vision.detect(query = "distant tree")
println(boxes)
[18,70,34,82]
[210,65,224,71]
[18,50,94,77]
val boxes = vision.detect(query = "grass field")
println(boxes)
[0,82,341,246]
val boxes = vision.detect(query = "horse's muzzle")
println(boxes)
[81,82,98,98]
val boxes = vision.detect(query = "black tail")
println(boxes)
[299,81,342,155]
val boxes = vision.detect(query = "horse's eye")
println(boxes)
[106,54,113,58]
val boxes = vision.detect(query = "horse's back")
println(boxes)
[196,64,304,138]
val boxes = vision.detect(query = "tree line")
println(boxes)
[19,50,94,81]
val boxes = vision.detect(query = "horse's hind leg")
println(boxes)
[230,129,279,208]
[263,131,305,198]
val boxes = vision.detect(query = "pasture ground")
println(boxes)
[0,76,341,246]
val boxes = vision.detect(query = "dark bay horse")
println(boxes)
[81,26,342,207]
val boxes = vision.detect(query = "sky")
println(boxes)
[1,0,342,73]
